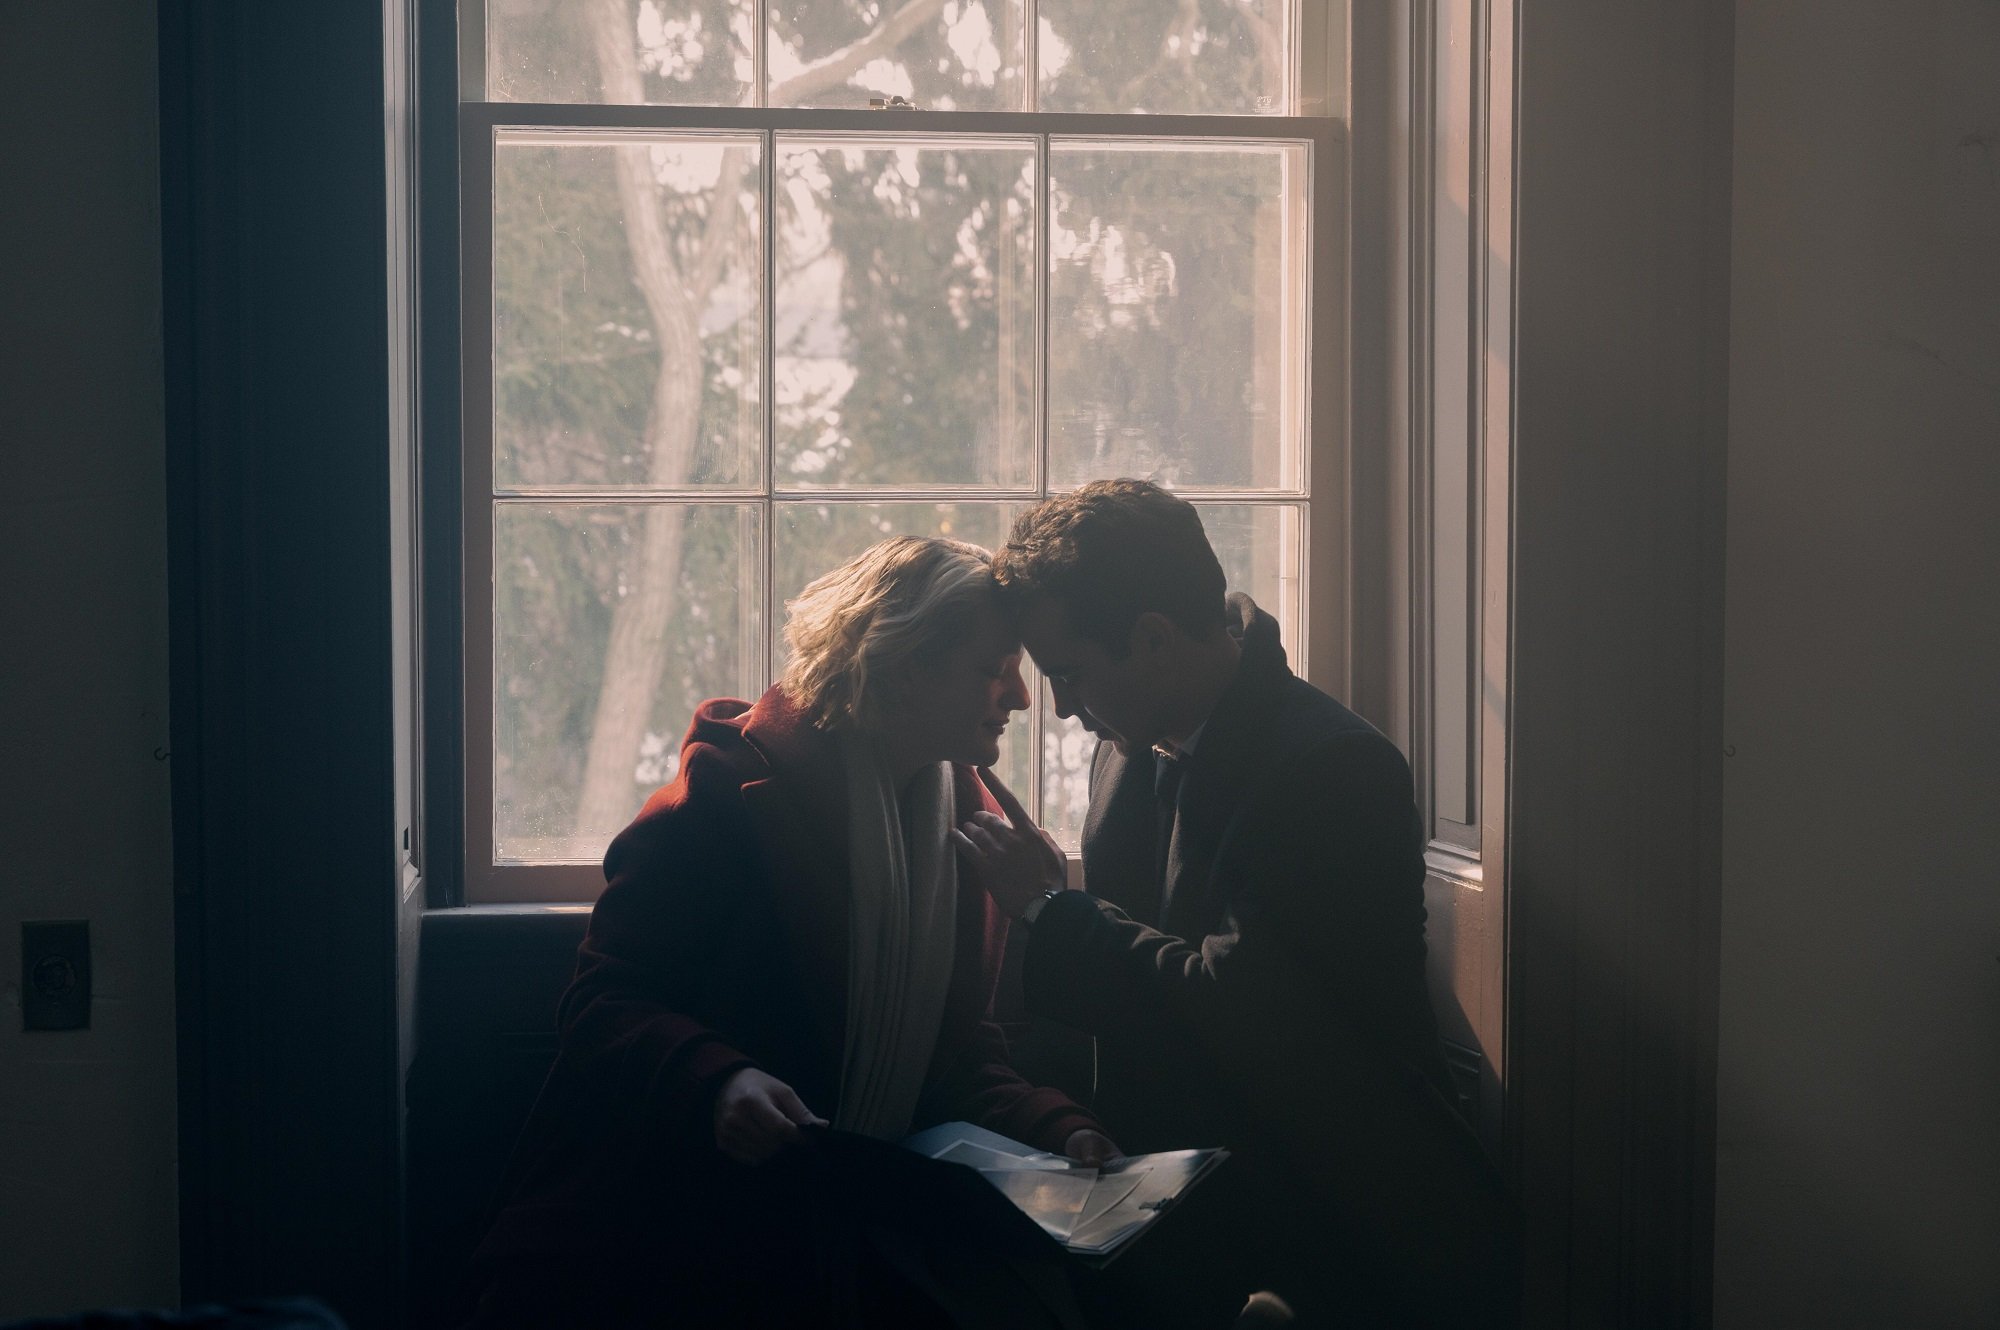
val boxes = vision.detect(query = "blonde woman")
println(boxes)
[463,538,1116,1329]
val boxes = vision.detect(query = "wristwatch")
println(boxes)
[1021,886,1064,926]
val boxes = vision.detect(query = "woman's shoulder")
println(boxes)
[602,700,769,865]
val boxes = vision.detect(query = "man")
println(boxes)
[954,480,1518,1327]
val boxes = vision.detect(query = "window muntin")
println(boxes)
[464,1,1329,901]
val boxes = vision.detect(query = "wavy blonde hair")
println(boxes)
[780,536,997,731]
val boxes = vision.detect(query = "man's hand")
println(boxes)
[1064,1129,1123,1168]
[951,767,1068,919]
[712,1067,826,1165]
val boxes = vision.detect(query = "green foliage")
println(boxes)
[494,145,654,489]
[1048,145,1286,488]
[781,142,1033,486]
[1039,0,1286,114]
[490,0,751,104]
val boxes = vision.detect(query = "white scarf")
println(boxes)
[833,737,958,1140]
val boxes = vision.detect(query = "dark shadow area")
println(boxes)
[406,909,588,1327]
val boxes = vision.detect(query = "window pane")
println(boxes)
[768,0,1027,111]
[495,132,764,491]
[1047,141,1306,491]
[495,502,764,863]
[775,139,1035,488]
[1041,502,1301,850]
[1038,0,1292,115]
[773,500,1033,806]
[487,0,753,107]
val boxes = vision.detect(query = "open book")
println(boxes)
[901,1121,1228,1263]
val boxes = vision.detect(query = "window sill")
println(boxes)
[1425,842,1485,891]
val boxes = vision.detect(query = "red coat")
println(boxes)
[462,687,1100,1327]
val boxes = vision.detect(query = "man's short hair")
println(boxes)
[780,535,995,730]
[994,479,1227,655]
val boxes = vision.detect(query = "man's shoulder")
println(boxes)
[1183,671,1413,835]
[1197,682,1412,845]
[1226,601,1390,762]
[1261,672,1394,763]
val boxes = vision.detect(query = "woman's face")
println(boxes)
[894,597,1032,769]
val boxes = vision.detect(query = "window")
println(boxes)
[459,0,1340,901]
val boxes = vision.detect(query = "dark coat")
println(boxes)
[1023,597,1518,1326]
[463,687,1101,1328]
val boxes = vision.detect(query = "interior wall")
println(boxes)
[0,1,178,1318]
[1507,0,1733,1322]
[1716,2,2000,1325]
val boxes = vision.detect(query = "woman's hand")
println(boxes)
[1064,1129,1123,1168]
[952,767,1068,919]
[712,1067,827,1165]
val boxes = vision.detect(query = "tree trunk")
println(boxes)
[570,0,953,843]
[572,0,715,841]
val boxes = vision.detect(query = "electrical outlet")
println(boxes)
[21,920,90,1031]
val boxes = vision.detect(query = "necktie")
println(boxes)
[1153,747,1187,891]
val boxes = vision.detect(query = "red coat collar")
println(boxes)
[721,686,997,854]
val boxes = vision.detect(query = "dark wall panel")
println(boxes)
[406,909,586,1325]
[163,4,403,1322]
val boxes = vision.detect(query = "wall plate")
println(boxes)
[21,919,90,1031]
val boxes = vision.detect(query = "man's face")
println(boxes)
[1016,597,1164,757]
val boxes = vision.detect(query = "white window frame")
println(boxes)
[453,4,1351,904]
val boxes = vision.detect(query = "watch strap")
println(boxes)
[1021,886,1063,926]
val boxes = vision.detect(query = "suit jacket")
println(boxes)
[464,687,1100,1326]
[1022,596,1516,1323]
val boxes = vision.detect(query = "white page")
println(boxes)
[981,1167,1099,1243]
